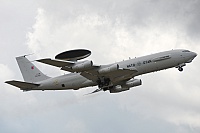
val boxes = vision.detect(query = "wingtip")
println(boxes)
[83,88,102,96]
[5,80,13,84]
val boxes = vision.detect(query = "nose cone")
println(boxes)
[186,51,197,63]
[193,52,197,57]
[191,52,197,58]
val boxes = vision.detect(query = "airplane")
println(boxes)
[5,49,197,94]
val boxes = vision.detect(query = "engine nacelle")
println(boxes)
[124,79,142,88]
[98,64,119,74]
[109,79,142,93]
[109,85,129,93]
[72,60,93,71]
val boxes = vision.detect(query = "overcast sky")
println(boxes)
[1,0,200,133]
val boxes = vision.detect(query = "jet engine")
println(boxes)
[124,79,142,88]
[72,60,93,71]
[109,79,142,93]
[98,64,119,74]
[109,85,129,93]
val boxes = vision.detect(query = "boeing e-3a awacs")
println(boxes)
[5,49,197,94]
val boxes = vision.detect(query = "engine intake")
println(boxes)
[98,64,119,74]
[72,60,93,71]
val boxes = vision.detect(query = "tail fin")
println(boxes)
[16,56,50,83]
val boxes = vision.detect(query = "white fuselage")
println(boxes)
[36,49,197,90]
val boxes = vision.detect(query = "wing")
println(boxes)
[84,88,103,95]
[80,65,138,83]
[110,67,138,83]
[37,58,137,84]
[37,58,75,67]
[37,58,75,72]
[37,58,100,74]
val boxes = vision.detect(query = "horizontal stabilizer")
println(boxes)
[37,58,74,68]
[5,80,40,90]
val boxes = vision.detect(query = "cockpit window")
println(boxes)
[182,50,190,52]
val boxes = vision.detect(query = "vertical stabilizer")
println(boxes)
[16,56,50,83]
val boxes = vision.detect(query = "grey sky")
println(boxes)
[1,0,200,133]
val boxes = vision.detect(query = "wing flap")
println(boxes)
[80,72,99,82]
[5,80,40,90]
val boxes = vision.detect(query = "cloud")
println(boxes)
[0,64,37,118]
[65,118,87,133]
[116,68,200,129]
[0,64,14,81]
